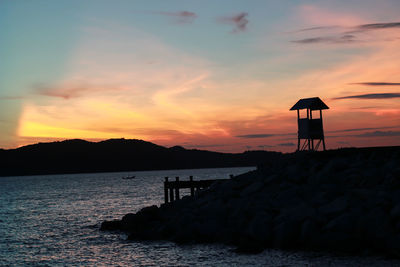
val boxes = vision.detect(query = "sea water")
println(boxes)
[1,167,399,266]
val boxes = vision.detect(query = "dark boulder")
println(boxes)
[100,220,121,231]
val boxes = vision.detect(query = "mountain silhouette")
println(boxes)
[0,138,280,176]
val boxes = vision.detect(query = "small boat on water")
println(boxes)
[122,175,136,180]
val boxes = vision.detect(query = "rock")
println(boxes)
[286,164,306,184]
[233,236,265,254]
[231,176,253,190]
[384,160,399,177]
[361,171,383,187]
[356,207,394,247]
[318,195,348,216]
[383,173,400,188]
[272,188,302,209]
[193,219,220,242]
[275,202,316,224]
[318,231,359,253]
[324,212,358,233]
[300,219,320,247]
[245,212,273,246]
[316,171,336,185]
[386,235,400,257]
[392,204,400,220]
[137,205,160,220]
[227,205,249,231]
[171,223,197,244]
[231,213,273,254]
[100,220,121,231]
[342,168,363,186]
[120,206,162,233]
[351,188,372,200]
[323,158,348,173]
[100,146,400,258]
[310,190,329,207]
[121,213,136,224]
[264,174,280,185]
[240,181,264,197]
[321,183,345,195]
[391,190,400,206]
[273,219,300,249]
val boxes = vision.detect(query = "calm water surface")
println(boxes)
[1,167,399,266]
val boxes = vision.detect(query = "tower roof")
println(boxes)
[290,97,329,111]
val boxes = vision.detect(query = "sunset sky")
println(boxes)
[1,0,400,152]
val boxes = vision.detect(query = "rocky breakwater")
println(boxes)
[101,146,400,256]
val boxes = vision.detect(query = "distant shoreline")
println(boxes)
[0,138,280,177]
[1,138,398,177]
[0,165,256,179]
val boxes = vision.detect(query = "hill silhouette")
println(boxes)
[0,138,280,176]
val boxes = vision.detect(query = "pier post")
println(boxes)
[164,177,169,203]
[175,177,180,200]
[169,183,174,202]
[190,176,194,196]
[162,176,230,203]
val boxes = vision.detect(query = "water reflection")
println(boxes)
[1,167,399,266]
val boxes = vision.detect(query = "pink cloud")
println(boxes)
[156,11,197,24]
[298,5,366,27]
[291,5,400,46]
[218,12,249,33]
[33,83,128,99]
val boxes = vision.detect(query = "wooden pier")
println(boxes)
[163,176,230,203]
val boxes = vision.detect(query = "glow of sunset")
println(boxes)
[1,1,400,152]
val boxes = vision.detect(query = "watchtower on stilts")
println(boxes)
[290,97,329,151]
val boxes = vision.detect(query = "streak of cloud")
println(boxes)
[349,82,400,86]
[34,84,85,99]
[235,134,275,138]
[218,12,249,33]
[332,93,400,100]
[33,83,126,99]
[291,25,340,33]
[292,34,355,44]
[184,144,228,149]
[277,142,295,147]
[350,106,381,110]
[156,11,197,24]
[355,22,400,31]
[292,21,400,45]
[294,22,400,34]
[327,126,399,134]
[337,141,351,145]
[355,130,400,137]
[235,132,297,139]
[258,145,274,149]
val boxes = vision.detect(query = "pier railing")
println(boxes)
[163,176,230,203]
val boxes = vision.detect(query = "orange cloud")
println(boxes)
[13,14,400,152]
